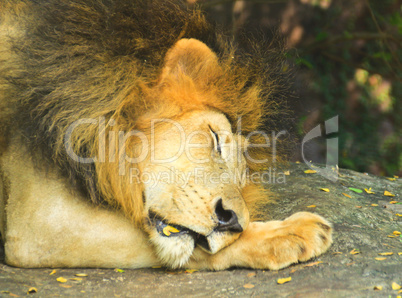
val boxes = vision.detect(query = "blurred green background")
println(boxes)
[188,0,401,177]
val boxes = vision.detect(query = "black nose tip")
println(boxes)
[214,199,243,233]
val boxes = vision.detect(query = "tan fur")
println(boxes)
[0,1,332,270]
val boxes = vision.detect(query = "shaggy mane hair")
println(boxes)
[1,0,291,225]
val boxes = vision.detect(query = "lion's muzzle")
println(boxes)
[149,198,243,255]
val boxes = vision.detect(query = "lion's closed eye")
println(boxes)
[209,125,222,155]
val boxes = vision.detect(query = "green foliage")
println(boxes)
[200,0,401,176]
[290,0,401,176]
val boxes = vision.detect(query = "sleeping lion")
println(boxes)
[0,0,332,270]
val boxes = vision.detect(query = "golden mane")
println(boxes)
[1,0,291,225]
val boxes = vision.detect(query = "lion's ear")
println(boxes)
[159,38,221,85]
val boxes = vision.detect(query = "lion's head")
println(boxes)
[83,39,272,267]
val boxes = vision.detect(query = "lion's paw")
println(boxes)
[237,212,332,270]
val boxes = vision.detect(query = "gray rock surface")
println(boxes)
[1,163,401,297]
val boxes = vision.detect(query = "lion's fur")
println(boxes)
[0,0,290,225]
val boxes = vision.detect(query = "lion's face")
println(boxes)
[141,110,250,268]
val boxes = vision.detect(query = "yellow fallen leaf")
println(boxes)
[277,277,292,284]
[375,257,387,260]
[378,252,393,256]
[386,177,396,181]
[394,175,399,179]
[56,277,67,283]
[398,252,402,255]
[384,191,395,197]
[304,261,322,267]
[184,269,198,274]
[284,170,290,175]
[388,235,396,238]
[243,283,255,289]
[320,188,330,192]
[390,201,399,204]
[27,287,37,294]
[393,231,401,235]
[247,272,256,278]
[355,206,362,208]
[307,205,316,208]
[342,193,352,198]
[49,270,57,275]
[371,204,378,207]
[59,285,72,288]
[295,161,300,164]
[350,249,360,255]
[304,170,317,174]
[163,225,180,236]
[374,285,383,290]
[365,188,375,194]
[70,278,82,281]
[75,273,88,277]
[392,282,401,290]
[396,214,402,217]
[114,268,124,273]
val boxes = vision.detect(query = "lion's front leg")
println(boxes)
[188,212,332,270]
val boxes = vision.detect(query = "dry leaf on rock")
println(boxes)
[365,188,375,194]
[304,261,322,267]
[350,249,360,255]
[277,277,292,284]
[384,191,395,197]
[392,282,402,290]
[56,277,67,283]
[27,288,37,294]
[378,252,393,256]
[184,269,198,274]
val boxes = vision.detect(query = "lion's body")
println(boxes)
[0,0,332,270]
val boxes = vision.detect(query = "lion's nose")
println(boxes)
[214,199,243,233]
